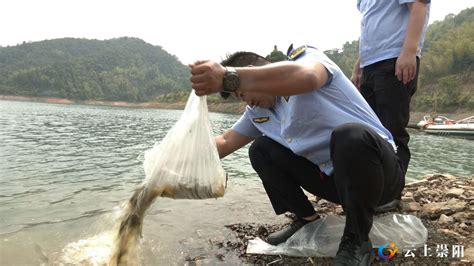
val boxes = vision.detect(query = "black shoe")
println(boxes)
[266,217,316,245]
[334,235,374,266]
[375,199,400,213]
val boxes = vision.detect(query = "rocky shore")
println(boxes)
[212,174,473,265]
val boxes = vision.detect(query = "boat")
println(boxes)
[417,115,474,138]
[416,115,455,128]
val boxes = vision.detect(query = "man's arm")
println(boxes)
[396,0,429,84]
[190,60,329,97]
[351,57,361,90]
[215,129,255,159]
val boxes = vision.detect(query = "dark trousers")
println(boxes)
[360,57,420,175]
[248,123,404,243]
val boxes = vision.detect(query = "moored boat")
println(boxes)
[417,115,474,138]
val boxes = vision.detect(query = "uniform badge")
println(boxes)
[287,45,307,61]
[253,117,269,123]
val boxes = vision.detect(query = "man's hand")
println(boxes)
[395,51,417,84]
[189,60,226,96]
[396,0,428,85]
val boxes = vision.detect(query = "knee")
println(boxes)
[331,123,369,150]
[249,137,274,172]
[330,123,380,162]
[248,136,273,168]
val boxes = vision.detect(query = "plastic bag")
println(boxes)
[143,92,227,199]
[246,214,427,257]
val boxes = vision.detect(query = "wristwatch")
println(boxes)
[222,67,240,93]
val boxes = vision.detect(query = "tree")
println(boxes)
[266,45,287,62]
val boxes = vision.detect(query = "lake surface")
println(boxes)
[0,100,472,265]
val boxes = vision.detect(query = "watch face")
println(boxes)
[224,71,240,93]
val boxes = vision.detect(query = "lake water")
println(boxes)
[0,100,472,265]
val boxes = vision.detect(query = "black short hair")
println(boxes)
[220,52,270,99]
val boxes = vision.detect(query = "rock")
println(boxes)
[441,174,458,180]
[459,223,468,229]
[421,202,450,219]
[426,174,442,181]
[401,195,416,202]
[317,199,329,206]
[446,199,467,213]
[413,187,428,201]
[438,229,464,239]
[335,206,344,215]
[256,226,268,236]
[463,247,474,262]
[400,201,422,212]
[405,179,428,188]
[438,214,453,224]
[451,212,474,223]
[446,188,464,197]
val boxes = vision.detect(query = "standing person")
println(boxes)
[351,1,431,209]
[190,46,404,265]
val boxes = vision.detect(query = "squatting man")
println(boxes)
[189,45,405,265]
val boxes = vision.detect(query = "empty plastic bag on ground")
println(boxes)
[247,214,427,257]
[143,92,227,199]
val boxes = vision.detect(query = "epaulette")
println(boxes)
[287,45,307,61]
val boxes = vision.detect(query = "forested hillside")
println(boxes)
[325,7,474,112]
[0,37,190,102]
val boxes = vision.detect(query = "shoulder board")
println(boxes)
[287,45,307,61]
[252,117,269,123]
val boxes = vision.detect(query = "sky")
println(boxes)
[1,0,473,64]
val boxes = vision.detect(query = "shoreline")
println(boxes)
[0,95,246,115]
[0,95,471,123]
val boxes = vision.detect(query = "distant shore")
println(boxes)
[0,95,246,115]
[1,95,471,124]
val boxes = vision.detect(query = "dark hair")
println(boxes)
[220,52,270,99]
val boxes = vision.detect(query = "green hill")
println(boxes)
[0,37,190,102]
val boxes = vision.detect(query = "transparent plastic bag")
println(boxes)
[143,92,227,199]
[246,214,427,257]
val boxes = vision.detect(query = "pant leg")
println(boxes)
[360,58,419,175]
[248,136,340,218]
[330,123,404,243]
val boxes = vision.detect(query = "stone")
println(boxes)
[438,229,464,239]
[459,223,468,229]
[451,212,471,223]
[335,206,344,215]
[413,187,428,201]
[421,202,452,219]
[463,247,474,262]
[438,214,453,224]
[441,174,457,180]
[446,188,464,197]
[446,199,467,213]
[400,201,422,212]
[402,195,416,202]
